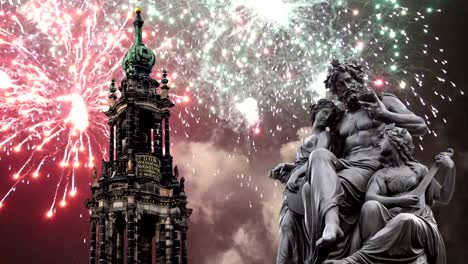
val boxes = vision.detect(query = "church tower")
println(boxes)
[86,6,191,264]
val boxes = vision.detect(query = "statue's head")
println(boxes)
[324,60,366,111]
[380,124,415,165]
[309,99,341,130]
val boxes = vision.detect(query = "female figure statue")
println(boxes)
[327,125,455,264]
[270,99,341,264]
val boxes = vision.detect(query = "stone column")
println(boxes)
[116,119,122,158]
[164,117,170,156]
[135,214,142,264]
[98,216,107,264]
[116,119,123,174]
[173,230,181,264]
[181,226,188,264]
[156,222,166,263]
[154,116,162,158]
[109,123,115,162]
[106,213,116,264]
[89,218,97,264]
[134,108,140,151]
[164,218,174,264]
[126,210,136,264]
[126,105,135,153]
[126,105,136,182]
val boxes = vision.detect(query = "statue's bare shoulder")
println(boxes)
[408,161,429,177]
[381,93,414,115]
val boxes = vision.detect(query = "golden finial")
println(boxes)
[135,0,142,14]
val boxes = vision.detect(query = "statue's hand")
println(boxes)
[269,163,291,180]
[435,150,455,169]
[397,194,419,208]
[435,152,455,169]
[359,93,388,120]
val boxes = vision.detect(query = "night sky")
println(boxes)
[1,0,468,263]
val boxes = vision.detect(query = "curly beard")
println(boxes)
[343,92,360,111]
[341,85,366,111]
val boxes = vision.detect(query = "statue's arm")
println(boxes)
[365,172,408,208]
[269,162,296,184]
[316,131,332,149]
[379,95,427,136]
[360,93,427,136]
[433,153,456,204]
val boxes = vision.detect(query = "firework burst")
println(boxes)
[0,0,461,216]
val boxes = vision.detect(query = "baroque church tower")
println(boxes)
[86,6,191,264]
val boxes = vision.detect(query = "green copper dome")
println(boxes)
[122,10,156,76]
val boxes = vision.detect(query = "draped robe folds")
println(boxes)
[336,164,446,264]
[277,139,317,264]
[303,148,382,263]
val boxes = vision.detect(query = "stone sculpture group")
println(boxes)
[270,60,456,264]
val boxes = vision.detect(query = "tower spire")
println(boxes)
[135,0,143,14]
[87,3,191,263]
[122,2,156,77]
[133,2,143,46]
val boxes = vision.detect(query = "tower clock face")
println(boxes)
[135,154,161,180]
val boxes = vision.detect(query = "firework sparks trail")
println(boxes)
[0,0,131,216]
[0,0,462,217]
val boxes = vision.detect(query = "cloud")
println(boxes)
[214,249,243,264]
[279,127,311,161]
[172,141,281,263]
[170,125,314,263]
